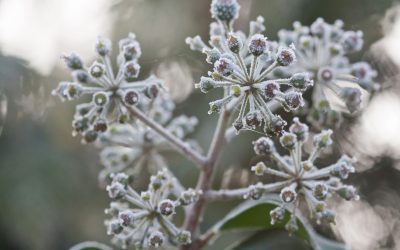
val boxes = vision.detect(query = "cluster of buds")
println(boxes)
[104,170,199,249]
[187,0,313,135]
[52,33,163,143]
[97,94,199,182]
[278,18,378,128]
[247,118,358,233]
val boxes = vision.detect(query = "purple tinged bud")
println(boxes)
[248,34,268,56]
[158,199,175,216]
[252,137,275,155]
[214,57,234,76]
[148,231,164,248]
[264,82,280,98]
[280,186,297,203]
[340,87,362,113]
[276,47,296,66]
[210,0,240,23]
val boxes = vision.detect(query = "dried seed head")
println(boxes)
[253,137,275,155]
[264,82,280,98]
[227,34,242,53]
[123,90,140,106]
[248,34,268,56]
[148,231,164,248]
[280,186,297,203]
[289,117,309,142]
[251,162,267,176]
[210,0,239,23]
[312,183,329,201]
[158,199,175,216]
[270,206,285,225]
[89,62,105,78]
[280,132,297,150]
[124,61,141,81]
[289,72,313,90]
[93,91,109,106]
[214,57,234,76]
[95,37,112,56]
[276,47,296,66]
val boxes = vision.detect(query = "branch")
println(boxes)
[181,107,232,249]
[124,103,206,167]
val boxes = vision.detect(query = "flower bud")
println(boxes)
[83,130,98,143]
[72,70,89,83]
[315,202,326,213]
[270,206,285,225]
[266,115,286,136]
[95,37,112,56]
[279,132,297,150]
[280,186,297,203]
[301,161,314,171]
[148,231,164,248]
[285,217,299,235]
[179,189,201,206]
[340,87,361,113]
[321,209,336,224]
[73,118,89,133]
[227,34,242,53]
[122,41,141,61]
[52,82,83,101]
[93,91,109,107]
[106,220,123,235]
[233,118,243,131]
[312,183,329,201]
[210,0,239,23]
[313,129,333,148]
[141,191,151,202]
[110,172,130,185]
[289,117,309,142]
[248,34,268,56]
[310,18,327,37]
[89,62,105,78]
[106,182,126,199]
[231,85,241,97]
[264,82,280,98]
[204,48,221,64]
[317,67,335,83]
[276,47,296,66]
[330,161,355,179]
[158,199,176,216]
[336,185,359,201]
[214,57,234,76]
[289,72,313,90]
[124,61,141,81]
[252,137,275,155]
[62,53,83,70]
[244,184,263,200]
[284,92,304,110]
[94,119,108,133]
[118,210,135,227]
[177,230,192,245]
[195,77,216,93]
[123,90,140,106]
[251,162,267,176]
[144,84,159,99]
[245,111,262,129]
[341,30,363,53]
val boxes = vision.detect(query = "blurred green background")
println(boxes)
[0,0,399,249]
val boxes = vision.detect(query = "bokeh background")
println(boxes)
[1,0,400,249]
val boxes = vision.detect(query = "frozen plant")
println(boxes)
[187,2,313,135]
[278,18,378,129]
[97,93,199,182]
[51,0,372,250]
[105,170,197,249]
[52,33,163,143]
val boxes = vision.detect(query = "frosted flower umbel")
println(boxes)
[52,33,163,143]
[248,118,358,233]
[97,94,199,182]
[104,170,198,249]
[187,0,312,135]
[278,18,378,128]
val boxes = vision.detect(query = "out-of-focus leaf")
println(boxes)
[211,196,347,250]
[69,241,113,250]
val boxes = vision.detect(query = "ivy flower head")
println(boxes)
[278,18,378,128]
[187,0,313,135]
[248,118,358,233]
[97,94,199,182]
[52,33,163,143]
[104,170,198,249]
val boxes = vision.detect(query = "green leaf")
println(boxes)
[211,196,347,250]
[69,241,113,250]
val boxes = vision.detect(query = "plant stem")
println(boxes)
[181,108,231,250]
[124,103,206,167]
